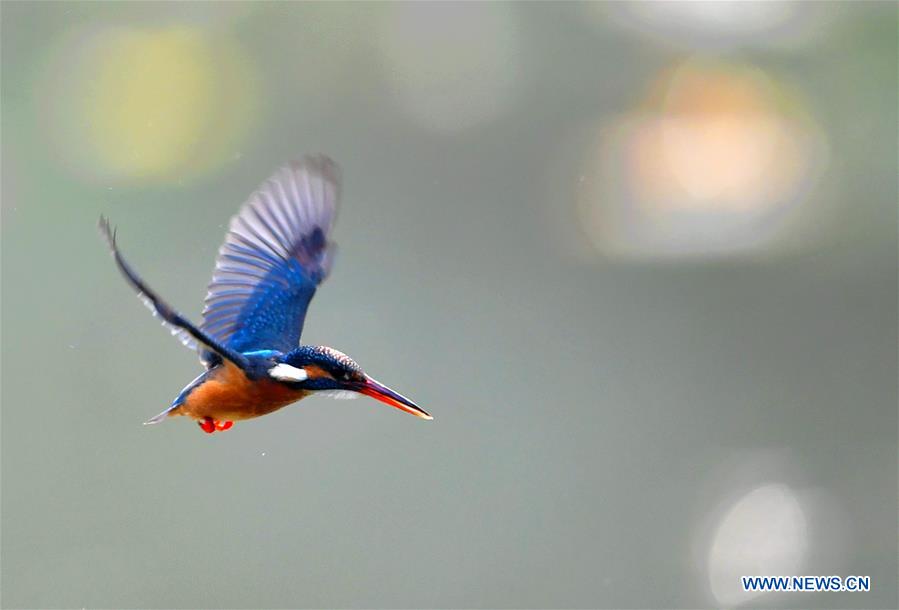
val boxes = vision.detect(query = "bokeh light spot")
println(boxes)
[707,484,807,606]
[42,25,257,183]
[578,60,828,260]
[89,28,215,176]
[601,1,835,51]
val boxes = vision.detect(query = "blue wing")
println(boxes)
[98,217,251,371]
[200,156,340,358]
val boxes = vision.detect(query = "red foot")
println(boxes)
[198,418,233,434]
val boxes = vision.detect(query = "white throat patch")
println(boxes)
[317,390,359,400]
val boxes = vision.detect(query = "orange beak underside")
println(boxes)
[359,377,433,420]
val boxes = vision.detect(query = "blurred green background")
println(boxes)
[2,2,896,608]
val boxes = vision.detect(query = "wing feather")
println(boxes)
[98,217,250,370]
[200,155,340,356]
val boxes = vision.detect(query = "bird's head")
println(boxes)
[270,346,432,420]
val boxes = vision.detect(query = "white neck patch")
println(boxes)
[268,363,308,382]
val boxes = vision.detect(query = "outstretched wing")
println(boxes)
[200,155,340,357]
[98,217,250,371]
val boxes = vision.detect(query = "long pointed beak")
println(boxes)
[358,376,433,420]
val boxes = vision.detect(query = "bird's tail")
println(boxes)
[143,370,208,426]
[144,404,180,425]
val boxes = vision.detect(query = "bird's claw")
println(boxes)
[198,417,233,434]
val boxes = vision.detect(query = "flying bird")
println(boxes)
[100,156,432,434]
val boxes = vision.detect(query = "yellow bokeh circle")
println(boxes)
[45,26,257,182]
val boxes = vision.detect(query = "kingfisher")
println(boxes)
[99,155,432,434]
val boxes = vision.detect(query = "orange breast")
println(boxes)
[180,361,308,421]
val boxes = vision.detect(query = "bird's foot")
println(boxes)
[198,417,233,434]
